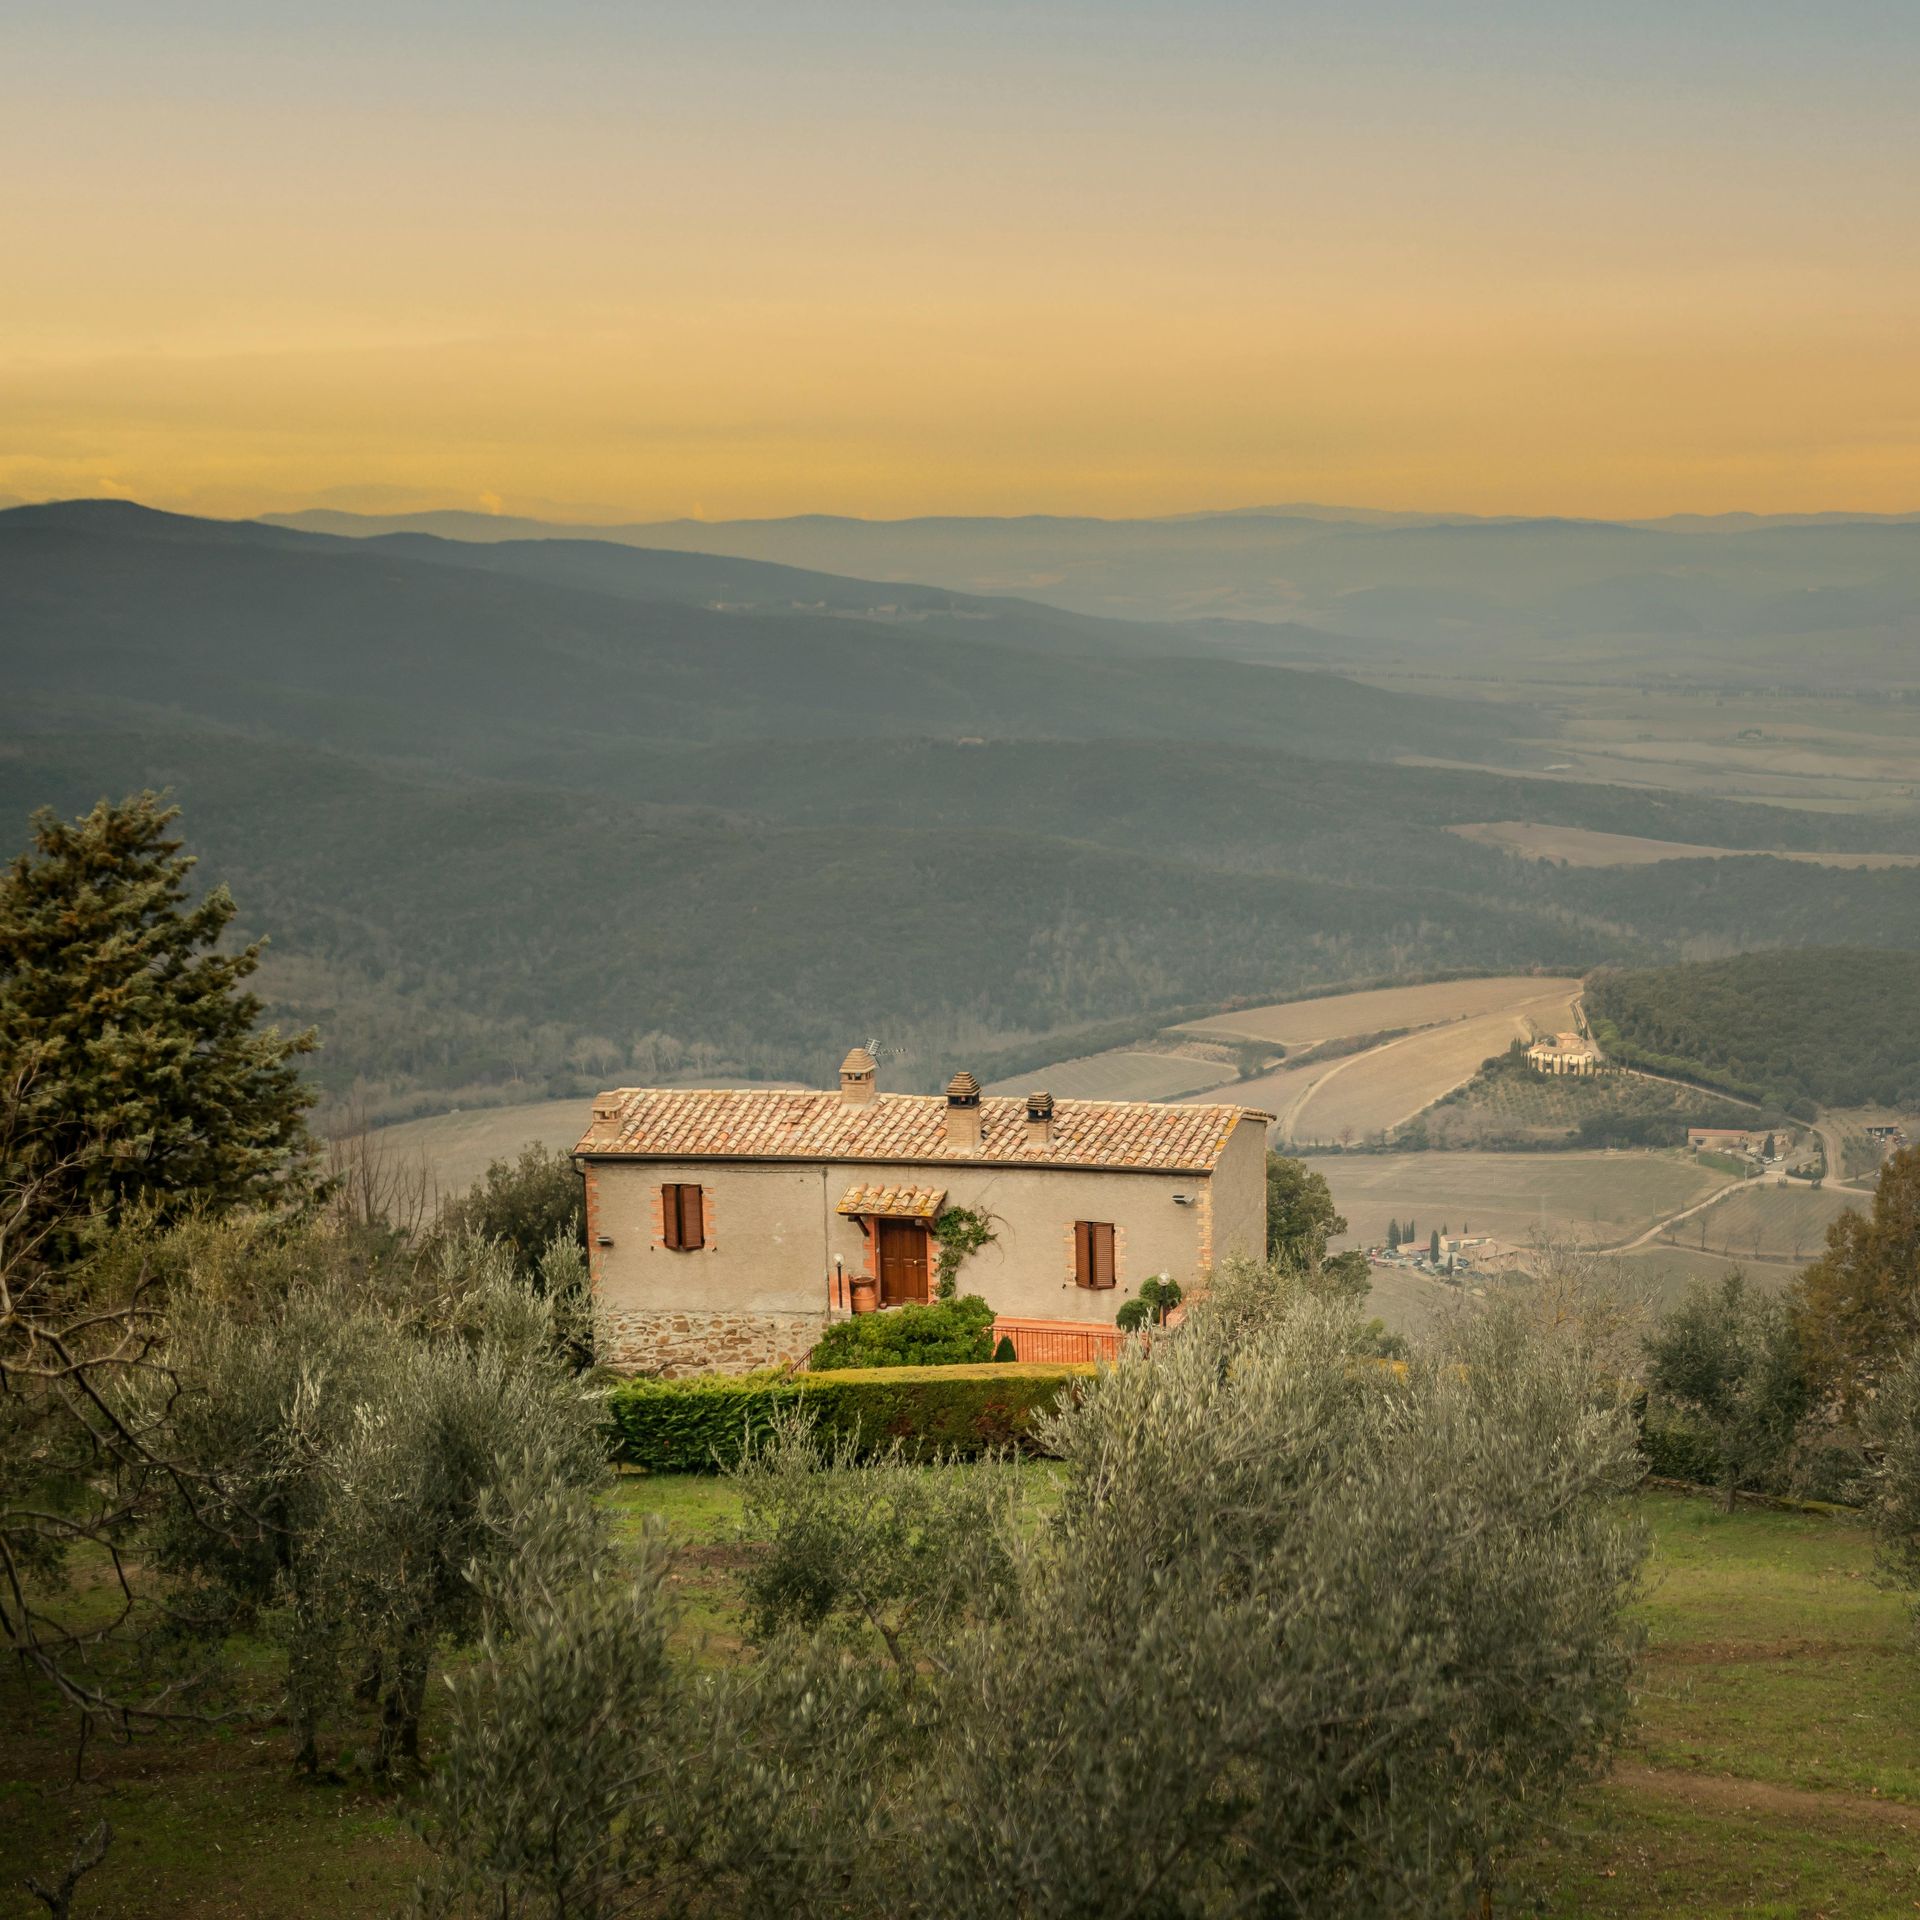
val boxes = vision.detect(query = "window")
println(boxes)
[1074,1219,1116,1289]
[661,1183,705,1250]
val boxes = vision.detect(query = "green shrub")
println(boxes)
[1638,1413,1730,1490]
[604,1362,1084,1471]
[807,1295,995,1371]
[1115,1275,1182,1333]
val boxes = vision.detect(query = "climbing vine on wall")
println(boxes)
[930,1205,997,1300]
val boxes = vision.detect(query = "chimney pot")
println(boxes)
[944,1070,983,1151]
[1024,1089,1054,1147]
[839,1045,878,1106]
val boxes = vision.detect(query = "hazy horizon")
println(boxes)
[8,0,1919,522]
[8,490,1920,530]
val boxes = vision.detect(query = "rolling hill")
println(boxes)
[5,500,1920,1122]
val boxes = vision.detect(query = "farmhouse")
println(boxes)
[1526,1032,1598,1076]
[1687,1126,1777,1155]
[575,1048,1272,1376]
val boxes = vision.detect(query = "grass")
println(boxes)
[5,1483,1918,1918]
[1503,1492,1920,1917]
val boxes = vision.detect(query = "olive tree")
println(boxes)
[895,1276,1647,1919]
[423,1256,1646,1919]
[1644,1270,1809,1510]
[157,1234,608,1776]
[1860,1339,1920,1623]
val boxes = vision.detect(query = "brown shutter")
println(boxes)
[1074,1219,1092,1287]
[661,1183,683,1250]
[1091,1222,1116,1289]
[679,1184,705,1250]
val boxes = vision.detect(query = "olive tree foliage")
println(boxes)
[0,1129,193,1726]
[732,1411,1022,1674]
[1859,1340,1920,1625]
[1643,1270,1809,1512]
[422,1256,1647,1920]
[900,1276,1648,1920]
[153,1233,608,1778]
[430,1143,586,1271]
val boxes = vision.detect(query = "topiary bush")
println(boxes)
[604,1362,1084,1471]
[807,1295,996,1371]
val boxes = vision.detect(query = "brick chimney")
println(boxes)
[1024,1089,1054,1147]
[839,1046,878,1105]
[944,1070,982,1151]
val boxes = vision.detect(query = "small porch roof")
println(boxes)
[835,1182,947,1221]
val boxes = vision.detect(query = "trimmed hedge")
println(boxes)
[605,1361,1088,1472]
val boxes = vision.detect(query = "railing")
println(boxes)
[991,1316,1129,1365]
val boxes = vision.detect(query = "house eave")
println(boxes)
[573,1149,1223,1178]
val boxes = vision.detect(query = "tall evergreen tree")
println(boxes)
[0,793,317,1243]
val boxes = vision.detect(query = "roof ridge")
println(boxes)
[577,1082,1272,1170]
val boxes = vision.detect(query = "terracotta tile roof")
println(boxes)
[577,1087,1269,1173]
[836,1182,947,1220]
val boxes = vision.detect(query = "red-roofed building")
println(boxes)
[574,1048,1271,1375]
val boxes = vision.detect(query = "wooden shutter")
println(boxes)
[662,1183,705,1250]
[1075,1220,1116,1289]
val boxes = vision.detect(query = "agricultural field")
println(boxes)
[1651,1179,1861,1268]
[983,1047,1233,1102]
[1283,996,1578,1144]
[1179,974,1581,1049]
[1614,1245,1791,1312]
[367,1096,594,1198]
[367,1081,807,1198]
[9,1482,1917,1919]
[1449,819,1920,869]
[1320,1149,1728,1255]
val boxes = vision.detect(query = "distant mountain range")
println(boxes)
[5,498,1918,1120]
[262,501,1920,677]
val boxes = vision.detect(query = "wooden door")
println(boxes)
[877,1218,930,1304]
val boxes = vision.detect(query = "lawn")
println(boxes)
[4,1483,1916,1917]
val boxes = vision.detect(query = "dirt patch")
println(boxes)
[1643,1637,1900,1667]
[1612,1761,1920,1830]
[671,1541,760,1574]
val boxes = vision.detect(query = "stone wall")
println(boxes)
[594,1304,827,1377]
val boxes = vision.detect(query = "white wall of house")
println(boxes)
[583,1113,1267,1376]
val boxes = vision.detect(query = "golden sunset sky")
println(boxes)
[5,1,1918,520]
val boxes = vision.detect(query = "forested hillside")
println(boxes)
[7,502,1920,1121]
[1587,949,1920,1112]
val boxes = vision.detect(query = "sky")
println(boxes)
[4,0,1919,522]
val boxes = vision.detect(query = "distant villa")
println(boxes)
[1526,1031,1598,1076]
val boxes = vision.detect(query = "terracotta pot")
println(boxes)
[849,1278,879,1315]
